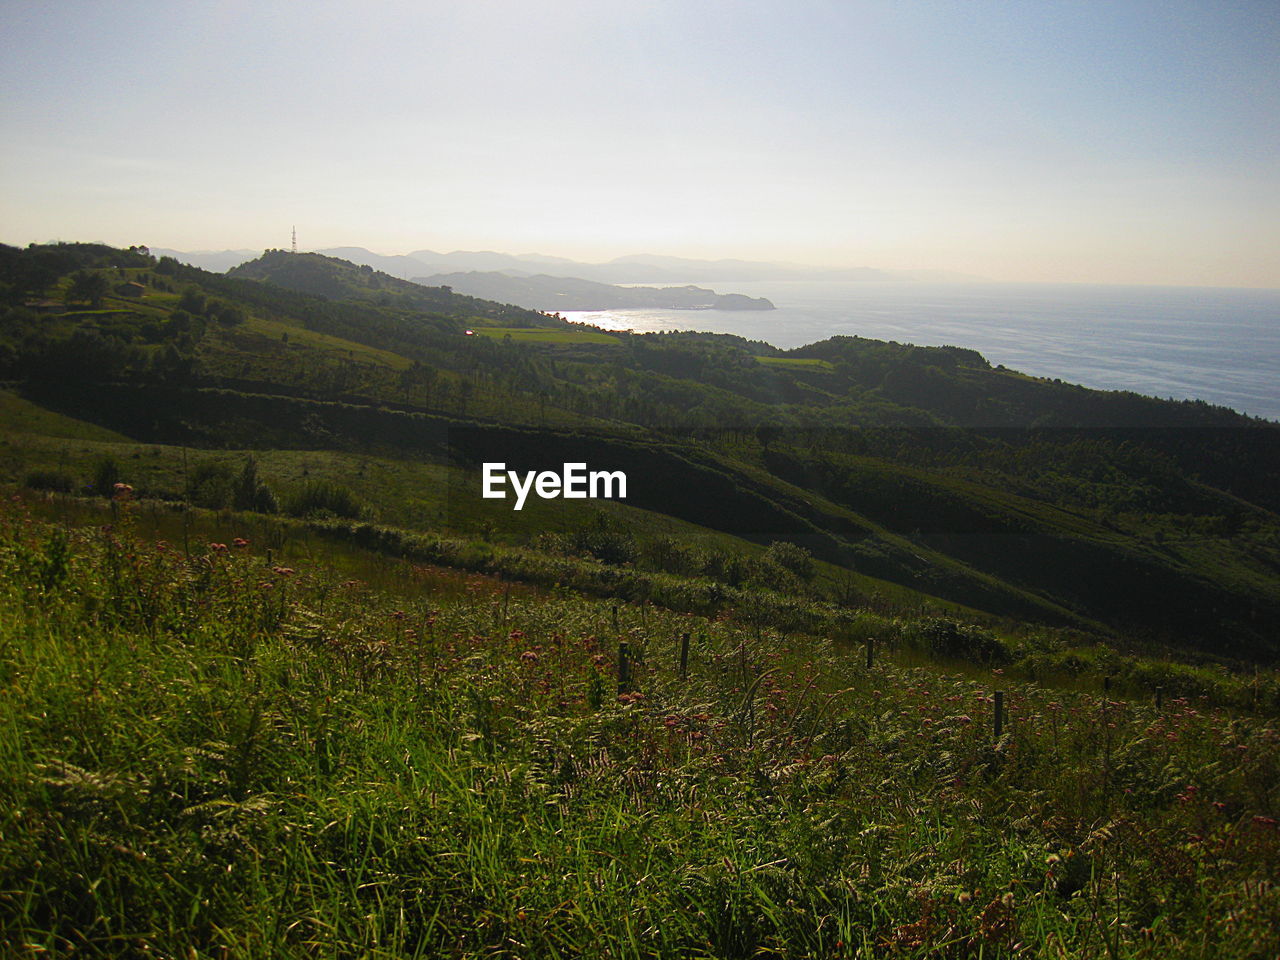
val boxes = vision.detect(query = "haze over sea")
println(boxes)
[562,281,1280,422]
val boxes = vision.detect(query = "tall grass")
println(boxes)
[0,496,1276,957]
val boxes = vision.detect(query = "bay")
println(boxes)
[561,281,1280,422]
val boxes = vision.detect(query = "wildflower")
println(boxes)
[112,482,133,501]
[520,650,539,663]
[272,566,295,577]
[209,542,228,552]
[232,537,249,548]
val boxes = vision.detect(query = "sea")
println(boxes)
[561,281,1280,422]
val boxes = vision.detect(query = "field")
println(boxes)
[469,327,622,344]
[755,356,836,370]
[1,495,1278,958]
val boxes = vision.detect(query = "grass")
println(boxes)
[755,356,836,370]
[1,494,1277,958]
[0,391,131,443]
[242,314,414,370]
[470,327,621,345]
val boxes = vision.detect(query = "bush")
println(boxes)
[568,513,638,566]
[233,457,278,514]
[187,461,235,510]
[91,458,122,498]
[23,470,75,494]
[910,617,1011,665]
[641,536,707,576]
[286,480,364,520]
[748,556,800,593]
[764,540,815,580]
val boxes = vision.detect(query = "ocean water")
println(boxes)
[561,281,1280,422]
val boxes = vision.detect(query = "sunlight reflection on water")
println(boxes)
[562,281,1280,420]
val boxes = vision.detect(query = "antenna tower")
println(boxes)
[291,226,297,254]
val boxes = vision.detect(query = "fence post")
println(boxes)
[678,631,690,681]
[994,690,1004,739]
[866,637,874,670]
[618,641,631,694]
[1155,685,1163,711]
[611,604,619,633]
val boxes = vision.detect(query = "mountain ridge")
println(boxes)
[154,245,983,284]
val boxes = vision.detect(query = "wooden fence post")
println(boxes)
[866,637,874,670]
[994,690,1004,739]
[678,631,690,681]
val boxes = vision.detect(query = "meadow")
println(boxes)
[1,493,1277,958]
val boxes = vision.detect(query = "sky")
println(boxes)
[2,0,1277,287]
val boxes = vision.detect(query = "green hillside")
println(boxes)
[2,488,1278,958]
[2,241,1279,662]
[2,241,1280,957]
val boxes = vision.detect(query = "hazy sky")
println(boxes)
[2,0,1277,286]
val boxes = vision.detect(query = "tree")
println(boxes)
[234,457,263,510]
[755,423,781,451]
[67,270,109,308]
[209,301,245,326]
[177,288,206,315]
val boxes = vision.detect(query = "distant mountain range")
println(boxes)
[152,246,980,285]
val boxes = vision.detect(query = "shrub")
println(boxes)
[91,458,122,498]
[233,457,278,513]
[287,480,364,520]
[910,617,1011,665]
[748,556,800,593]
[23,470,75,493]
[187,461,235,510]
[568,513,638,565]
[764,540,815,580]
[641,536,707,576]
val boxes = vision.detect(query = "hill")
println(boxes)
[225,249,556,324]
[3,239,1280,956]
[2,241,1279,664]
[411,270,775,312]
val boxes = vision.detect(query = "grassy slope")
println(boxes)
[5,244,1278,660]
[1,499,1277,958]
[471,327,621,344]
[0,399,953,618]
